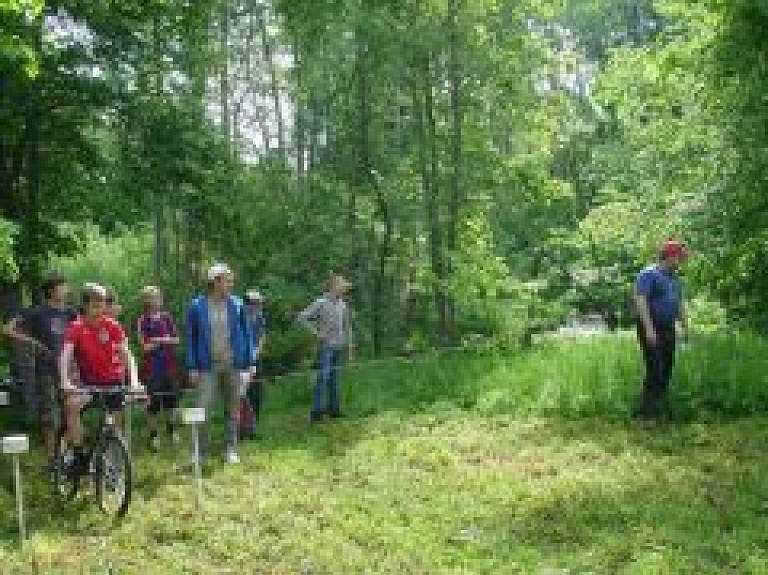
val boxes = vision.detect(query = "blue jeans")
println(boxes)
[312,346,343,415]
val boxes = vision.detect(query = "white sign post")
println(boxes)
[1,435,29,545]
[181,407,206,509]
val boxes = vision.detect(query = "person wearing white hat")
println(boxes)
[239,289,267,439]
[185,263,254,464]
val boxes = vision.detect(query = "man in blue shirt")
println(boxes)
[186,263,254,463]
[633,239,690,416]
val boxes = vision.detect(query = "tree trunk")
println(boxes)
[154,202,166,282]
[259,6,285,156]
[425,57,448,343]
[372,175,393,357]
[350,25,374,351]
[151,14,167,284]
[292,30,307,194]
[446,0,463,342]
[414,56,447,343]
[20,73,43,293]
[219,0,231,150]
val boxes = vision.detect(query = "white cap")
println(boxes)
[245,290,263,302]
[83,282,107,298]
[207,263,232,282]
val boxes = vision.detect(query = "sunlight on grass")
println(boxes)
[1,333,768,573]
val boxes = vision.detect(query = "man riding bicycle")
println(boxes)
[58,283,144,470]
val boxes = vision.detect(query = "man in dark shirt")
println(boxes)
[2,274,78,459]
[241,289,267,439]
[633,240,690,416]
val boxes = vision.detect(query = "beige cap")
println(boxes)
[245,290,264,302]
[207,263,232,281]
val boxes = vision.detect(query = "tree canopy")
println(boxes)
[2,0,766,362]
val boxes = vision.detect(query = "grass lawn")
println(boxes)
[1,332,768,573]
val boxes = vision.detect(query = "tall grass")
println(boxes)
[304,330,768,422]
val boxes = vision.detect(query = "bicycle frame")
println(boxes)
[54,385,145,518]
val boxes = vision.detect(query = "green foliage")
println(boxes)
[700,0,768,328]
[50,224,153,322]
[1,0,766,356]
[0,0,43,76]
[0,217,18,282]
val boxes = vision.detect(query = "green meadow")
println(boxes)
[1,333,767,574]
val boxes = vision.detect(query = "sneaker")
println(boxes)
[150,435,161,452]
[225,446,240,464]
[170,431,181,446]
[329,411,344,420]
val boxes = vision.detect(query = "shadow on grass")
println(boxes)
[466,415,768,571]
[483,479,766,571]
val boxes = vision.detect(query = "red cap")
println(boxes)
[660,239,689,260]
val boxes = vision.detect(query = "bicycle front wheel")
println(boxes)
[94,434,132,518]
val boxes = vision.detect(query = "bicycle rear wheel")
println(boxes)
[94,434,132,518]
[52,425,79,501]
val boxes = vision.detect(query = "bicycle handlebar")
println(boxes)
[61,386,146,396]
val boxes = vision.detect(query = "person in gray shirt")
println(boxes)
[299,274,355,423]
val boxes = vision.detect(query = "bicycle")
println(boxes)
[52,386,146,518]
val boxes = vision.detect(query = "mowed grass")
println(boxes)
[1,332,768,573]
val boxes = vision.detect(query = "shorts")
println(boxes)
[96,392,125,412]
[146,374,179,413]
[74,382,126,412]
[199,363,248,414]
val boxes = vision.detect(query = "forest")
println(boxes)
[3,0,766,364]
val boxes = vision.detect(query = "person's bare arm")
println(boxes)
[633,291,658,346]
[59,342,77,390]
[154,335,180,345]
[3,317,48,354]
[679,300,688,328]
[253,331,265,357]
[137,319,157,352]
[119,343,142,389]
[679,300,689,337]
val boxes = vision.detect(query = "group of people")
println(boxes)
[1,235,689,474]
[2,264,355,468]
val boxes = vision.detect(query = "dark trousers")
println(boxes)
[242,361,263,432]
[637,321,676,409]
[246,378,262,421]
